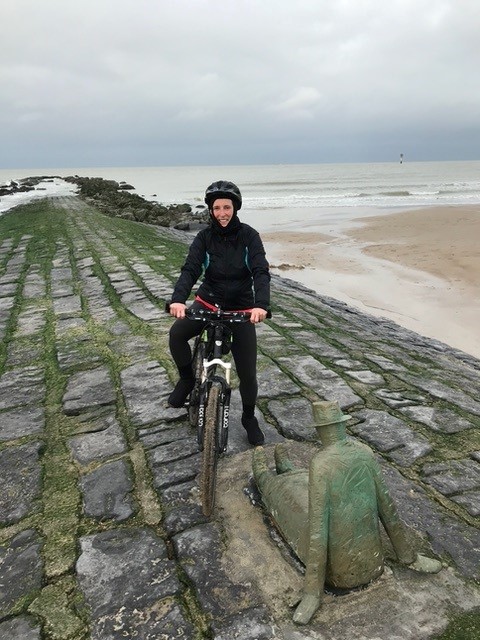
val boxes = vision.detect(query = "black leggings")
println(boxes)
[169,308,258,409]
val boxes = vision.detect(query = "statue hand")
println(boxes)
[409,553,442,574]
[293,593,321,625]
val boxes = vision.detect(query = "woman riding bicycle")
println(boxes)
[168,180,270,446]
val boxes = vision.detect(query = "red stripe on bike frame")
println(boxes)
[194,295,253,314]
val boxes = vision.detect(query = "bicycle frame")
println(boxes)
[200,317,233,383]
[166,302,271,517]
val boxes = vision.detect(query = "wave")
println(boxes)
[243,180,320,187]
[379,190,414,197]
[245,188,480,210]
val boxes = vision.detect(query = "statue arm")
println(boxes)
[374,467,441,572]
[373,467,416,565]
[293,464,329,625]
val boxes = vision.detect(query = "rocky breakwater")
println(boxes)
[0,176,57,197]
[64,175,209,231]
[0,195,478,639]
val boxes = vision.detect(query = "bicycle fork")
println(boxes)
[197,357,232,453]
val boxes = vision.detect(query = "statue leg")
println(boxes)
[274,443,296,474]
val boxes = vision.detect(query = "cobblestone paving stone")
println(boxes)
[0,196,479,639]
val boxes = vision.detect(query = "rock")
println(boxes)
[77,528,187,638]
[0,531,43,617]
[62,367,116,416]
[79,459,135,521]
[0,442,42,524]
[65,176,196,227]
[0,616,41,639]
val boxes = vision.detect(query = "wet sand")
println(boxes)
[260,205,480,358]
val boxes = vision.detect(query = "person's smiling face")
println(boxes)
[212,198,234,226]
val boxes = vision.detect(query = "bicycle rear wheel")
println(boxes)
[188,339,205,428]
[200,382,222,517]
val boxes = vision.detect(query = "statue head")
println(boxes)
[311,401,350,445]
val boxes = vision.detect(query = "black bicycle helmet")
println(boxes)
[204,180,242,210]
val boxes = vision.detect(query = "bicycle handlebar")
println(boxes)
[165,302,271,321]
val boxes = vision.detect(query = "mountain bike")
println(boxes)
[166,303,269,517]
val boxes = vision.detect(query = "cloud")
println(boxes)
[270,87,323,119]
[1,0,480,167]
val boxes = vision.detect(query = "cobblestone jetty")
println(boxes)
[0,197,479,639]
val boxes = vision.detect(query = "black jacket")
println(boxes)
[171,218,270,311]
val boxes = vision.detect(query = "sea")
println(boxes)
[1,161,480,232]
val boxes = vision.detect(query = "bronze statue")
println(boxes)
[252,401,442,625]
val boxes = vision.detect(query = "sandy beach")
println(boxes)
[260,205,480,359]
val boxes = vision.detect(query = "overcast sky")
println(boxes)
[2,0,480,169]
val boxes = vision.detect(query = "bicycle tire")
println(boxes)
[188,339,205,428]
[200,382,222,517]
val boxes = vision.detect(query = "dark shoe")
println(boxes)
[168,378,195,408]
[242,415,265,446]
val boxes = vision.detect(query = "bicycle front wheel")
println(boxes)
[200,382,222,517]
